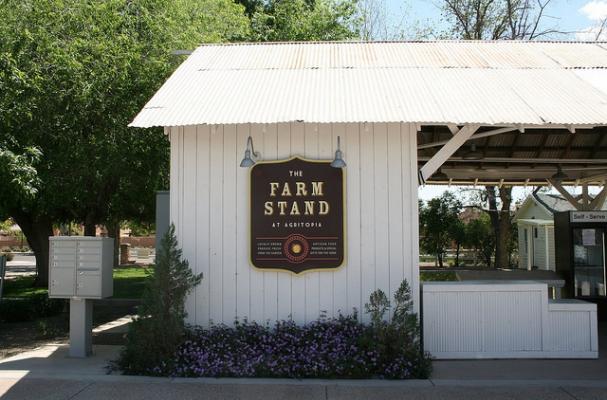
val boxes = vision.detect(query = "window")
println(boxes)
[534,228,538,238]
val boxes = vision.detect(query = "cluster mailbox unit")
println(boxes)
[49,236,114,357]
[555,211,607,319]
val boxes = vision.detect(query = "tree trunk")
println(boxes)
[11,211,54,287]
[484,186,513,269]
[437,250,444,268]
[106,221,120,267]
[84,213,96,237]
[455,243,460,268]
[485,186,500,268]
[496,186,513,269]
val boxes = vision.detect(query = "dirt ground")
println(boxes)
[0,301,137,360]
[0,315,69,359]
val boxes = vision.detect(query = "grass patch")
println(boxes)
[3,266,150,300]
[113,266,150,299]
[420,271,458,282]
[2,276,47,298]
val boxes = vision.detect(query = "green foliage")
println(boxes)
[117,225,202,374]
[123,221,155,237]
[0,147,41,218]
[2,276,47,297]
[250,0,359,41]
[464,213,495,267]
[363,280,432,379]
[112,266,150,299]
[35,319,65,339]
[0,294,66,323]
[420,271,458,281]
[448,218,466,267]
[419,192,462,268]
[364,288,390,327]
[0,0,250,284]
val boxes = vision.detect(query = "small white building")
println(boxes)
[516,193,607,271]
[131,41,606,359]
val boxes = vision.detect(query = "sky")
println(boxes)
[384,0,607,40]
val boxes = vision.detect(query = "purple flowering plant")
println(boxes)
[161,280,432,379]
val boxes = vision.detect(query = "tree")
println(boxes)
[117,225,202,375]
[464,214,495,267]
[593,16,607,41]
[484,185,514,269]
[448,218,466,267]
[0,0,250,285]
[250,0,359,41]
[441,0,559,40]
[420,192,462,268]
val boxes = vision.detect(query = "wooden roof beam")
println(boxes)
[418,125,480,184]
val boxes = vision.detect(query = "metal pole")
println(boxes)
[0,255,6,301]
[69,298,93,357]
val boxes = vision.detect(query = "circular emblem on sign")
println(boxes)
[283,235,309,263]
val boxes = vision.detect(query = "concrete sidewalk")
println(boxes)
[1,344,607,399]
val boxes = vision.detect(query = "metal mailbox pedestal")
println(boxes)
[49,236,114,357]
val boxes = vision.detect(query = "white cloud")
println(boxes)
[575,27,606,40]
[580,1,607,22]
[577,1,607,41]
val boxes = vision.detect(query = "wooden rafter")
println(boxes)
[419,125,480,184]
[590,133,607,159]
[561,132,577,159]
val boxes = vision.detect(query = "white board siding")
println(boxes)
[533,227,546,270]
[547,226,555,271]
[169,122,419,326]
[517,224,528,270]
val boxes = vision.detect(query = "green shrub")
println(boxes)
[116,224,202,375]
[36,319,65,339]
[362,281,433,379]
[420,271,458,281]
[0,294,66,322]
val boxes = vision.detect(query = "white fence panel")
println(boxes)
[423,281,598,359]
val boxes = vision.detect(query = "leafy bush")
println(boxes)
[36,319,65,339]
[420,271,458,282]
[116,224,202,375]
[0,294,66,322]
[160,280,431,379]
[362,280,432,379]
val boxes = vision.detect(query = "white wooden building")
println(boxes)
[131,42,607,357]
[516,193,607,271]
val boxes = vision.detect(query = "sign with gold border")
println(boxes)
[250,157,345,274]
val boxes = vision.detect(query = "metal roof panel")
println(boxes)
[130,41,607,128]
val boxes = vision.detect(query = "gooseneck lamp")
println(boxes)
[240,136,260,168]
[551,165,568,183]
[330,136,346,168]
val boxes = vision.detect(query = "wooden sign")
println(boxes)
[250,157,345,274]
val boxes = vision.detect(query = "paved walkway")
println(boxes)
[1,344,607,399]
[4,255,36,279]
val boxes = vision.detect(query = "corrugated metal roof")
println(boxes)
[130,41,607,128]
[533,193,607,213]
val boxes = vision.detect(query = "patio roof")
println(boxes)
[418,125,607,185]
